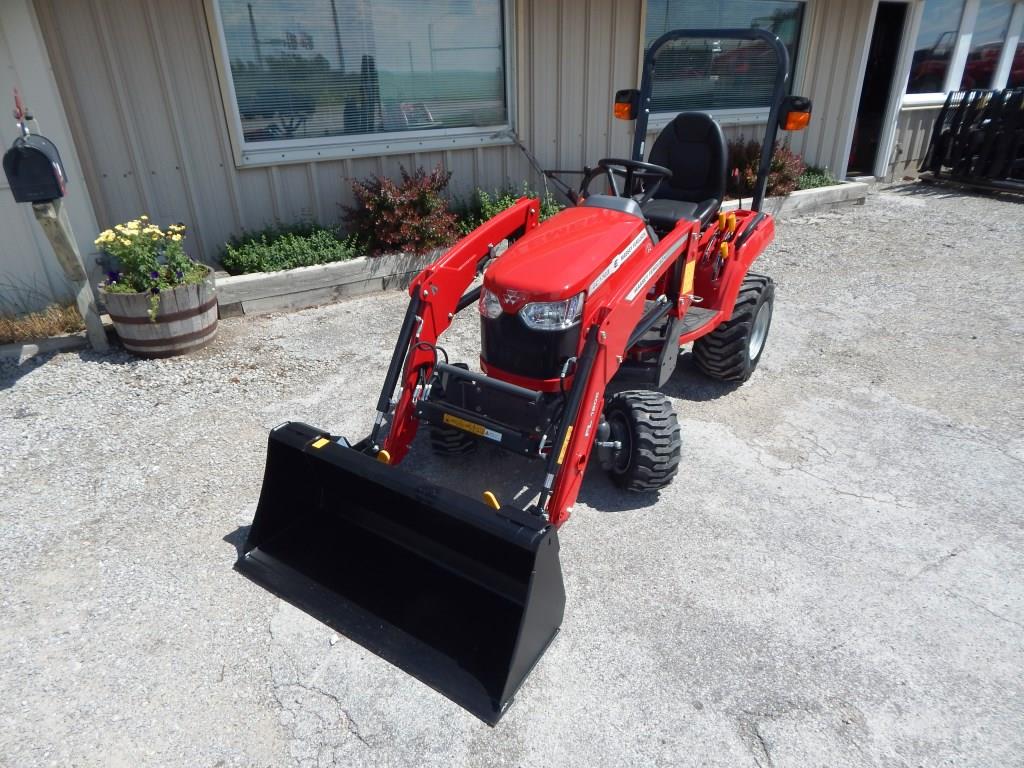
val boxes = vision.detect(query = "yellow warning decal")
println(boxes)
[682,259,697,294]
[557,426,574,465]
[443,412,487,436]
[311,437,330,449]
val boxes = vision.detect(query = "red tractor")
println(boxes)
[239,29,811,724]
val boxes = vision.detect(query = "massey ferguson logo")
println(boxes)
[501,289,528,306]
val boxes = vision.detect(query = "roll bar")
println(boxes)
[631,28,791,212]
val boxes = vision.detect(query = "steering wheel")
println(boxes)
[593,158,673,206]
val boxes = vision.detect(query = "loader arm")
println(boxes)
[378,197,541,462]
[543,219,698,526]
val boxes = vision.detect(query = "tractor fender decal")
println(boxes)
[625,238,688,302]
[588,230,648,296]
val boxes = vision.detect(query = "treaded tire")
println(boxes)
[693,272,774,382]
[429,425,476,455]
[604,390,681,491]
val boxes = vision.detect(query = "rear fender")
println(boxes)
[693,211,775,318]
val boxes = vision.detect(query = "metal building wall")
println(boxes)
[0,0,100,313]
[32,0,884,276]
[33,0,644,265]
[886,105,943,180]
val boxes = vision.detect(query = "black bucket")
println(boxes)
[237,422,565,724]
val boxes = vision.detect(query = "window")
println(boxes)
[907,0,967,93]
[906,0,1024,97]
[1009,38,1024,87]
[960,0,1014,88]
[644,0,805,115]
[210,0,510,163]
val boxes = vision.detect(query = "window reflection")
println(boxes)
[907,0,966,93]
[960,0,1014,88]
[219,0,507,144]
[645,0,804,112]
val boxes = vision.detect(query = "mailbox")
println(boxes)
[3,134,67,203]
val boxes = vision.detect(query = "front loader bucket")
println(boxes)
[237,422,565,724]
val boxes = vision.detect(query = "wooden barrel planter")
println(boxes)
[101,268,217,358]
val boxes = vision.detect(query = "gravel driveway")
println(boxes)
[1,183,1022,767]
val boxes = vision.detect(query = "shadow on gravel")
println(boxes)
[659,352,742,402]
[224,526,251,559]
[888,179,1024,204]
[0,352,57,391]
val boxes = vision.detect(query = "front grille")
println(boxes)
[480,312,581,380]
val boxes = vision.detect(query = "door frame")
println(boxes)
[872,0,925,179]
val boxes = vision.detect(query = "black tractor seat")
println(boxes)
[641,111,727,229]
[641,197,719,228]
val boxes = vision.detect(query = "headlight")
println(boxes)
[478,287,503,319]
[520,292,585,331]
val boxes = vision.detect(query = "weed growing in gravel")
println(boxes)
[0,304,83,344]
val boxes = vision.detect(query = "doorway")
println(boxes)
[848,2,909,176]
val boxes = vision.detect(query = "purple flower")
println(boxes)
[175,269,184,280]
[150,286,160,295]
[106,270,120,283]
[149,270,159,279]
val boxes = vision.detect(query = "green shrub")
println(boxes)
[221,228,361,275]
[457,184,563,234]
[344,165,460,255]
[727,139,806,199]
[798,165,838,190]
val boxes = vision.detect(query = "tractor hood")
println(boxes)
[484,206,651,309]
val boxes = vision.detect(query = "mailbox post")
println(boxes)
[3,91,107,352]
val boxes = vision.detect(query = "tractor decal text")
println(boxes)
[625,238,687,302]
[583,391,602,439]
[588,230,648,296]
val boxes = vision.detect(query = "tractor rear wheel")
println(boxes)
[603,390,681,491]
[693,273,774,382]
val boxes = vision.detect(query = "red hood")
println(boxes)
[483,206,651,309]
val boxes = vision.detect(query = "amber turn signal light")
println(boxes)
[779,95,812,132]
[782,111,811,131]
[613,88,639,120]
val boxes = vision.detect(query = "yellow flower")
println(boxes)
[170,233,183,242]
[139,214,149,221]
[119,238,131,246]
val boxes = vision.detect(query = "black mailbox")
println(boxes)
[3,134,67,203]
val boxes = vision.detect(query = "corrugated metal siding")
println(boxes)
[789,0,875,176]
[0,0,100,313]
[886,105,942,180]
[35,0,644,264]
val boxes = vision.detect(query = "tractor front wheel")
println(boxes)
[429,425,476,455]
[693,273,774,382]
[602,390,681,491]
